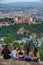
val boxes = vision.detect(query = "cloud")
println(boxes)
[39,0,43,1]
[0,0,3,1]
[41,0,43,1]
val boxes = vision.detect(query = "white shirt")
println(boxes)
[11,50,17,58]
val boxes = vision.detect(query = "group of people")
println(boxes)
[1,45,40,62]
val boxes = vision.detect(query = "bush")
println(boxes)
[38,46,43,61]
[24,41,35,50]
[12,41,21,49]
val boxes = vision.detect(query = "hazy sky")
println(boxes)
[0,0,43,3]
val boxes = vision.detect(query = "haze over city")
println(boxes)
[0,0,43,3]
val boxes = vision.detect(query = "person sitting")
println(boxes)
[18,45,25,61]
[1,45,11,59]
[33,47,40,62]
[0,48,2,55]
[11,46,18,60]
[25,47,33,62]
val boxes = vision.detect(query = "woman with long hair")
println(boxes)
[18,45,25,61]
[25,47,33,61]
[33,47,40,62]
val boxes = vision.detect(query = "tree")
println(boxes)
[24,41,35,50]
[4,33,21,49]
[4,33,15,48]
[12,41,21,49]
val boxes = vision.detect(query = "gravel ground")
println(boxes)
[0,58,43,65]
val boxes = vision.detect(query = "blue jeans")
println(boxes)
[25,58,32,62]
[11,55,18,60]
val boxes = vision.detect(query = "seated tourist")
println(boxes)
[0,48,2,55]
[33,47,40,62]
[11,46,18,60]
[25,47,33,62]
[1,45,11,59]
[18,45,25,61]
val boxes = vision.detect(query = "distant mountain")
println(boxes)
[0,4,7,8]
[0,2,43,8]
[8,2,43,7]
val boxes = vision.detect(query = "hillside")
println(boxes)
[0,23,43,39]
